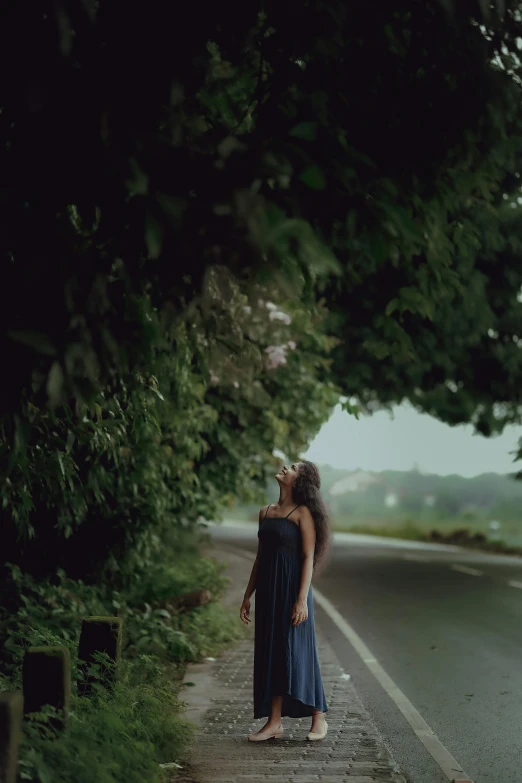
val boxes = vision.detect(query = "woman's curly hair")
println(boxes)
[292,460,331,571]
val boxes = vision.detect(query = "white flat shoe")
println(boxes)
[248,724,284,742]
[307,719,328,741]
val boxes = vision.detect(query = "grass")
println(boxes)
[334,514,522,555]
[344,523,522,556]
[18,656,192,783]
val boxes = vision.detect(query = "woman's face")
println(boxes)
[275,462,301,488]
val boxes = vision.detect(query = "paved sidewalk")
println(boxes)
[178,544,407,783]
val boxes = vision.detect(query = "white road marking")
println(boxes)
[451,564,483,577]
[508,580,522,590]
[312,587,474,783]
[332,530,463,552]
[231,543,474,783]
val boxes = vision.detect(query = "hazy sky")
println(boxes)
[303,403,521,477]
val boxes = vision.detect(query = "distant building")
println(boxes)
[328,471,429,512]
[329,471,379,496]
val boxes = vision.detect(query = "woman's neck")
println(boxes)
[277,486,294,508]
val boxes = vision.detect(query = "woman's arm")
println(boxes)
[291,506,316,626]
[240,505,266,624]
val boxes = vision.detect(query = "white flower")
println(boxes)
[243,305,252,314]
[209,369,219,384]
[233,381,239,388]
[287,340,296,350]
[265,301,277,310]
[265,344,288,369]
[269,310,292,325]
[266,344,287,357]
[267,354,287,369]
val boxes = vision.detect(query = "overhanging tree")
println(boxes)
[1,1,521,422]
[2,0,522,575]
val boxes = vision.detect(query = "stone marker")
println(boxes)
[0,691,23,783]
[23,647,71,732]
[78,616,123,696]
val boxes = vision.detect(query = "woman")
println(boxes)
[240,460,330,742]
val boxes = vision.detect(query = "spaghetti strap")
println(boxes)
[263,504,271,520]
[285,504,300,519]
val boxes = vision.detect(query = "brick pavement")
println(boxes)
[177,545,407,783]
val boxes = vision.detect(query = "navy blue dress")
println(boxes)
[253,504,328,719]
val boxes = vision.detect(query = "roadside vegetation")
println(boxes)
[0,531,244,782]
[0,287,336,781]
[342,520,522,556]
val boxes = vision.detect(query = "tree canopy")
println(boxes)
[2,1,522,425]
[2,0,522,575]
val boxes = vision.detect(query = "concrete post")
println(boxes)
[78,616,123,696]
[0,691,23,783]
[23,646,71,732]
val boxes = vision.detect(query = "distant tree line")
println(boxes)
[233,465,522,521]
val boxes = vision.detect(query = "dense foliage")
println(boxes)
[1,1,522,427]
[0,270,338,579]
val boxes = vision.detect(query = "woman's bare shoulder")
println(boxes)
[258,504,269,524]
[296,505,314,525]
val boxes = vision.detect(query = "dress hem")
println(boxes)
[254,691,328,720]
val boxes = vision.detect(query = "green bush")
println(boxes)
[17,656,192,783]
[0,541,236,672]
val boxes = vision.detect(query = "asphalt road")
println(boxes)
[208,520,522,783]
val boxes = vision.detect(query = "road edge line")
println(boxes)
[450,564,483,577]
[312,586,473,783]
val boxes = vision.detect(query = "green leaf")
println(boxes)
[53,1,73,57]
[125,157,149,196]
[46,362,64,407]
[362,339,392,360]
[8,331,57,356]
[385,298,399,317]
[65,429,75,453]
[289,122,317,141]
[378,202,424,242]
[155,192,188,224]
[145,211,164,259]
[340,399,361,418]
[369,232,389,264]
[385,287,434,320]
[299,165,326,190]
[338,140,377,169]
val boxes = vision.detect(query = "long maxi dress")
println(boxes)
[253,503,328,719]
